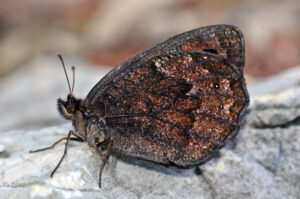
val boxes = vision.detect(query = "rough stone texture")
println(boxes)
[1,64,300,198]
[249,66,300,97]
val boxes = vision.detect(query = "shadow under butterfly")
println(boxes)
[30,24,249,188]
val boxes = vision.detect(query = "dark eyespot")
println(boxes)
[214,83,219,89]
[203,48,218,55]
[219,105,224,109]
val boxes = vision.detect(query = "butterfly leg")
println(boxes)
[29,136,83,153]
[49,130,78,177]
[98,137,113,188]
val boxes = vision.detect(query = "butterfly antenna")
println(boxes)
[58,54,72,95]
[70,66,75,98]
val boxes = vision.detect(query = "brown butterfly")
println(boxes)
[31,24,249,187]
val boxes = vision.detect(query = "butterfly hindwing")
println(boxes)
[96,50,248,167]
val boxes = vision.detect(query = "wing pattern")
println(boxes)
[83,25,248,167]
[84,24,245,106]
[95,51,248,167]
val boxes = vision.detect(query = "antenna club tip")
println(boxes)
[71,66,75,70]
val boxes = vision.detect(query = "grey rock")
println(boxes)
[249,65,300,97]
[1,63,300,198]
[0,144,5,154]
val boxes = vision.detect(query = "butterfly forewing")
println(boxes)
[90,50,248,167]
[84,24,245,105]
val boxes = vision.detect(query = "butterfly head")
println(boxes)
[57,94,82,120]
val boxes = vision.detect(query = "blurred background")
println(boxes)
[0,0,299,131]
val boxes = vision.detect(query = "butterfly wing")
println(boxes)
[89,50,248,167]
[84,24,245,106]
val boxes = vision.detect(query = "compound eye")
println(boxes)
[57,100,73,120]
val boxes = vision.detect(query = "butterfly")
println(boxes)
[31,24,249,187]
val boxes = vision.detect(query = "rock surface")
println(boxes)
[1,63,300,198]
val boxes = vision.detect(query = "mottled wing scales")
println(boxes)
[175,25,244,72]
[100,51,248,167]
[84,25,245,105]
